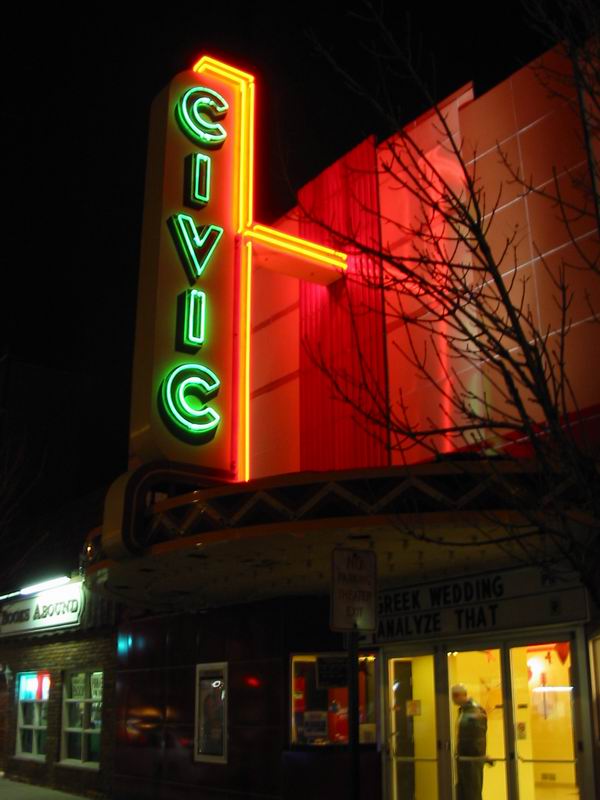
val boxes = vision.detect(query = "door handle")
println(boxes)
[517,756,577,764]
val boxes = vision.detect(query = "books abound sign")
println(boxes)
[0,581,83,637]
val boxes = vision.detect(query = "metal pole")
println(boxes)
[348,624,360,800]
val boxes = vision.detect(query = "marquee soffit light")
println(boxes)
[19,576,71,596]
[0,577,72,603]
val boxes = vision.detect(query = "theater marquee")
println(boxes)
[375,567,588,643]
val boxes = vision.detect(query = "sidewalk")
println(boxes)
[0,775,92,800]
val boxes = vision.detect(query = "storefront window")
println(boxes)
[194,662,228,763]
[291,654,377,745]
[16,671,50,758]
[62,670,103,765]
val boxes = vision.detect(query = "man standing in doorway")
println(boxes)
[451,684,488,800]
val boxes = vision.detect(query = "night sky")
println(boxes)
[1,4,551,510]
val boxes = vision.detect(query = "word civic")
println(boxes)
[158,86,229,443]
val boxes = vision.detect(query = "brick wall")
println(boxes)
[0,628,116,798]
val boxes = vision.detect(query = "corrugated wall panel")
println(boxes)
[298,137,390,471]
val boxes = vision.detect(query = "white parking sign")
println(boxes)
[330,548,377,632]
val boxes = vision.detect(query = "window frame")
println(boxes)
[194,662,228,764]
[60,669,103,769]
[290,651,378,748]
[15,671,51,761]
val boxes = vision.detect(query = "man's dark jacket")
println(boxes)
[457,699,487,756]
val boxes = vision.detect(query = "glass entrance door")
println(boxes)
[387,654,439,800]
[447,648,509,800]
[384,636,586,800]
[509,641,580,800]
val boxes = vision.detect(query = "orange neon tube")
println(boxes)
[245,224,347,269]
[189,56,346,481]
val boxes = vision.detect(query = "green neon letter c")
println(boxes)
[159,363,221,442]
[176,86,228,148]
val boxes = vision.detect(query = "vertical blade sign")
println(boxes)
[130,60,255,481]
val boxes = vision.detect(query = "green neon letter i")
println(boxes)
[177,289,206,352]
[184,153,211,208]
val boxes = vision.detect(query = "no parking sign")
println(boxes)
[330,548,377,632]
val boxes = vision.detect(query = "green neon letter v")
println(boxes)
[168,213,223,284]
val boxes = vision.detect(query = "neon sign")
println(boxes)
[178,289,206,351]
[185,153,211,208]
[167,214,223,282]
[130,56,347,481]
[160,363,221,441]
[176,86,229,148]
